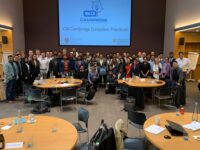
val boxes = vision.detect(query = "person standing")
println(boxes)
[4,55,18,102]
[124,58,132,78]
[160,57,171,80]
[169,52,175,66]
[153,58,162,79]
[38,52,48,78]
[21,57,30,84]
[176,52,190,91]
[140,57,150,78]
[29,54,40,83]
[59,54,70,76]
[13,54,22,96]
[130,59,140,77]
[47,52,60,77]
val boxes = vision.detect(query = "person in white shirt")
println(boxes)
[176,52,190,74]
[176,52,190,91]
[153,58,162,79]
[39,52,48,76]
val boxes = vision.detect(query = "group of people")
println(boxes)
[4,48,190,103]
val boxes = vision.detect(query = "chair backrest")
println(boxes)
[159,88,172,96]
[28,88,42,102]
[128,110,146,126]
[61,88,77,97]
[78,107,89,128]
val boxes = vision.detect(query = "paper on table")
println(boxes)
[183,121,200,131]
[145,124,166,135]
[1,125,12,130]
[5,142,23,149]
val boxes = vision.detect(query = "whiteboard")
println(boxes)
[0,52,13,65]
[188,52,199,70]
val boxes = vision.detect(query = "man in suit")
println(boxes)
[170,61,185,106]
[4,55,18,102]
[14,54,23,96]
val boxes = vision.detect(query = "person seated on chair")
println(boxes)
[116,68,126,80]
[106,70,116,94]
[170,61,185,106]
[88,66,99,91]
[170,61,184,87]
[76,65,88,85]
[97,54,107,87]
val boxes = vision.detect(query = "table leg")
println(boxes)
[151,88,156,104]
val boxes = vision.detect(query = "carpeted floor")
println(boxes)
[0,82,200,149]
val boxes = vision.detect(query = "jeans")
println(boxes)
[6,79,16,100]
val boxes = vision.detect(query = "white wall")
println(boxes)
[164,0,200,56]
[0,0,25,51]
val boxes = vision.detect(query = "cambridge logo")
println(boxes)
[83,0,104,17]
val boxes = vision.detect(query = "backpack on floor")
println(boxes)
[86,86,96,100]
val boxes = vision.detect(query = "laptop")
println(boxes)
[165,120,188,136]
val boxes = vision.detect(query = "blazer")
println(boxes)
[4,62,19,83]
[170,67,184,84]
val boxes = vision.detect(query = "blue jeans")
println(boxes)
[6,79,16,100]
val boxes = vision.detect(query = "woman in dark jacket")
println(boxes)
[29,54,40,83]
[21,57,31,84]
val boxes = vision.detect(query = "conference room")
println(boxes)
[0,0,200,150]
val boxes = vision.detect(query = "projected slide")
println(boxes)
[58,0,132,46]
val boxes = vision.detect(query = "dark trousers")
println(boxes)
[6,79,16,100]
[99,75,107,85]
[16,78,23,96]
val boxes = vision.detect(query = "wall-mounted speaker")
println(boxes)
[2,36,8,44]
[179,37,185,45]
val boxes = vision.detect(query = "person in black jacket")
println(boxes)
[47,52,60,78]
[130,59,140,77]
[76,65,88,84]
[140,57,150,78]
[29,54,40,83]
[14,54,23,96]
[21,57,30,84]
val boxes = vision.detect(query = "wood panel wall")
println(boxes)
[0,30,13,79]
[175,32,200,80]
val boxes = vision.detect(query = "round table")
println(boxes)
[144,113,200,150]
[118,78,165,109]
[33,78,83,89]
[0,116,78,150]
[118,78,165,88]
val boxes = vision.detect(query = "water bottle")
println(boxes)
[16,110,23,133]
[192,102,198,122]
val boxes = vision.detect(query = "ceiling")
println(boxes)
[181,27,200,33]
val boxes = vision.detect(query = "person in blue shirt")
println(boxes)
[4,55,18,102]
[88,66,99,91]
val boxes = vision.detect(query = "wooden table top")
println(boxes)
[0,116,78,150]
[118,78,165,88]
[33,78,83,89]
[144,113,200,150]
